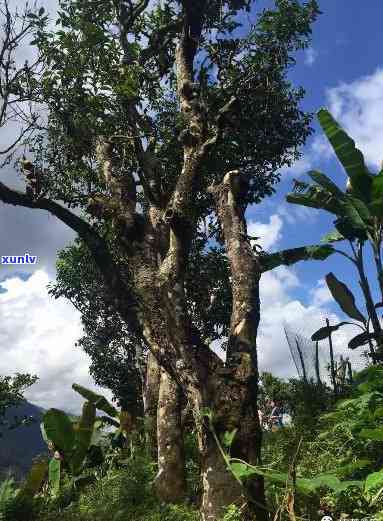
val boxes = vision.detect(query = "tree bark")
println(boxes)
[204,170,269,521]
[201,433,244,521]
[153,367,187,503]
[143,351,161,458]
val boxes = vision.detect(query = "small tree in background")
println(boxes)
[0,373,38,435]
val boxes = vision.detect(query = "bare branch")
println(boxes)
[0,177,141,335]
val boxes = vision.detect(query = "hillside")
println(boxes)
[0,401,48,481]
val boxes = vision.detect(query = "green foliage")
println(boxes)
[261,366,383,519]
[41,401,98,495]
[317,108,372,202]
[325,272,366,323]
[19,457,48,499]
[43,409,76,457]
[48,459,61,497]
[311,321,352,341]
[72,384,118,419]
[0,373,38,435]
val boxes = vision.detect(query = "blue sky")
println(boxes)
[1,0,382,411]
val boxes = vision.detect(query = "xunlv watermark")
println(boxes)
[1,253,37,264]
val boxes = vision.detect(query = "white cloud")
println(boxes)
[278,134,335,180]
[247,214,283,251]
[277,201,319,225]
[304,47,318,67]
[0,270,113,413]
[258,268,366,380]
[310,278,333,307]
[326,68,383,171]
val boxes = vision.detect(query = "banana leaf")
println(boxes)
[334,197,369,240]
[72,383,119,418]
[317,108,372,202]
[43,409,76,456]
[308,170,345,197]
[260,244,335,272]
[311,322,351,341]
[321,229,345,243]
[71,401,96,476]
[326,272,366,323]
[286,184,342,215]
[48,458,61,497]
[370,171,383,217]
[348,332,375,350]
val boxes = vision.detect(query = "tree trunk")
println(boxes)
[143,351,161,458]
[200,432,244,521]
[153,367,187,503]
[197,373,268,521]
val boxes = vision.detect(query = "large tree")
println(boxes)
[0,1,336,518]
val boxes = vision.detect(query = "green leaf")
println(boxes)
[308,170,345,197]
[317,109,372,202]
[43,409,76,456]
[333,459,371,478]
[321,229,345,243]
[359,428,383,441]
[222,429,237,449]
[48,458,61,497]
[264,470,290,485]
[334,197,369,240]
[365,469,383,493]
[326,272,366,323]
[297,474,362,494]
[261,244,334,272]
[72,383,118,418]
[230,462,259,480]
[71,401,96,476]
[370,172,383,217]
[347,196,371,223]
[311,322,351,341]
[348,332,374,350]
[286,186,342,215]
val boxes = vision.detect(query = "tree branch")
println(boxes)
[0,180,141,334]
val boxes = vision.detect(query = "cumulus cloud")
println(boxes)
[0,270,113,413]
[326,68,383,171]
[258,269,365,380]
[247,214,283,250]
[310,278,333,307]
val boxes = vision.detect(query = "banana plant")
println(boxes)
[41,400,96,495]
[287,108,383,360]
[72,383,134,443]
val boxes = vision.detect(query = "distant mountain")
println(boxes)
[0,401,48,481]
